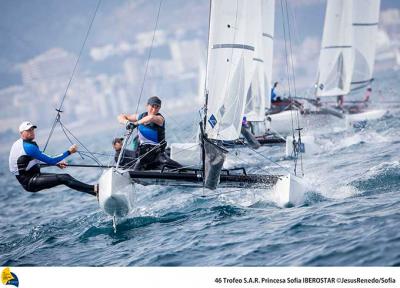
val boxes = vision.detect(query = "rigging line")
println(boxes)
[44,0,102,152]
[79,151,114,157]
[78,150,116,159]
[228,139,292,175]
[280,0,298,174]
[284,0,300,129]
[116,129,134,169]
[118,139,168,171]
[268,126,288,141]
[159,110,197,143]
[288,2,302,50]
[279,0,295,138]
[280,0,298,175]
[58,121,84,160]
[167,143,200,157]
[195,187,252,198]
[59,121,103,166]
[284,0,297,98]
[166,164,197,173]
[134,0,163,115]
[284,0,304,176]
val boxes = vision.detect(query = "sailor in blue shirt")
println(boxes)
[271,81,279,102]
[9,121,97,196]
[117,96,182,171]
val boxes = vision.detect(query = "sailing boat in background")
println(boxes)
[241,0,284,147]
[315,0,387,123]
[225,0,292,148]
[99,0,307,219]
[268,0,387,154]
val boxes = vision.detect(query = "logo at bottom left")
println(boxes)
[1,268,19,287]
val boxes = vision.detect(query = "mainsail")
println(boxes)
[262,0,275,110]
[316,0,354,97]
[244,0,275,120]
[351,0,380,90]
[205,0,257,140]
[244,0,265,122]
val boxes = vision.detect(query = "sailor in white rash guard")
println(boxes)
[9,121,97,196]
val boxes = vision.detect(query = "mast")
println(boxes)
[203,0,213,133]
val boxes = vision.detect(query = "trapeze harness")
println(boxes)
[9,139,95,195]
[133,112,181,171]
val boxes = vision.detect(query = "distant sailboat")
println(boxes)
[315,0,387,123]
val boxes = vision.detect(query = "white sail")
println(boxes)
[205,0,257,140]
[262,0,275,109]
[351,0,380,90]
[244,0,265,122]
[316,0,354,97]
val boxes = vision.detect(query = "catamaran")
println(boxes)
[98,0,308,219]
[315,0,386,124]
[266,0,387,158]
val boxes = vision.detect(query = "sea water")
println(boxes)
[0,72,399,266]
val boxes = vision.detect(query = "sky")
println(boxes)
[0,0,399,90]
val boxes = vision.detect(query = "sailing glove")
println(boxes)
[125,121,137,130]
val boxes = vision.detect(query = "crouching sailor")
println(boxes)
[9,121,97,196]
[112,137,137,169]
[117,96,182,171]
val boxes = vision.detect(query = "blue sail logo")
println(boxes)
[208,114,217,128]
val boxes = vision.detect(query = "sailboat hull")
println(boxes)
[274,174,307,207]
[98,168,133,217]
[345,109,387,125]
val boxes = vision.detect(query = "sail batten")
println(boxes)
[212,44,255,50]
[323,45,352,49]
[353,22,378,26]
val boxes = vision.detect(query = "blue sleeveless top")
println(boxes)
[137,112,165,145]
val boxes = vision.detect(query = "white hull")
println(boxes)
[98,168,134,217]
[273,173,307,207]
[345,109,387,125]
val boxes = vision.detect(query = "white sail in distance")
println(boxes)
[351,0,380,90]
[244,0,265,122]
[205,0,257,140]
[244,0,275,120]
[262,0,275,109]
[316,0,354,97]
